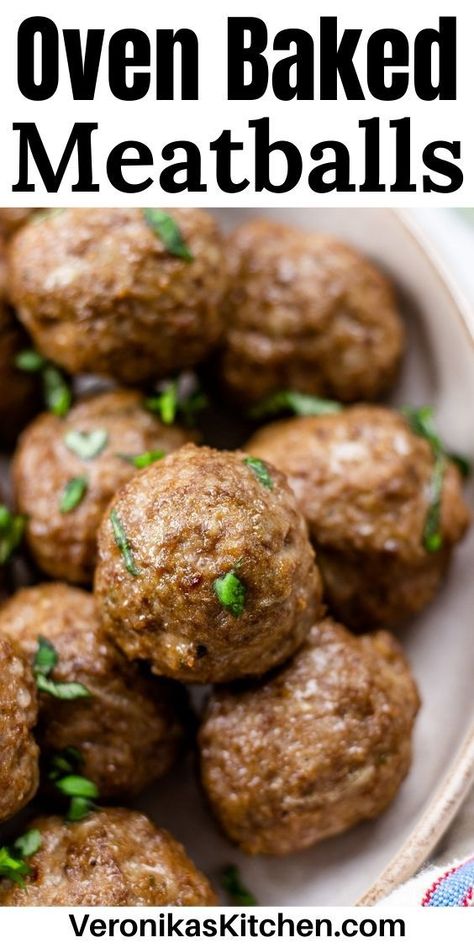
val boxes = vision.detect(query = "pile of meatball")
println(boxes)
[0,207,470,906]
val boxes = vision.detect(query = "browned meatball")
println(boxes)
[199,618,419,855]
[218,219,404,406]
[247,407,471,628]
[0,208,37,239]
[8,208,226,384]
[0,584,185,799]
[95,444,322,683]
[0,633,39,822]
[0,808,216,905]
[12,390,196,584]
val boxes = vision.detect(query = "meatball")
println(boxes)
[8,208,226,384]
[218,219,404,406]
[0,584,185,799]
[247,406,471,628]
[0,633,39,823]
[95,444,322,683]
[12,390,196,584]
[0,208,37,239]
[199,618,419,855]
[0,243,38,445]
[0,808,216,905]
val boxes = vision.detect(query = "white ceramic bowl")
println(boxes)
[138,209,474,905]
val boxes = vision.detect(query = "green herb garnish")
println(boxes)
[48,747,83,781]
[55,775,99,800]
[120,450,166,469]
[220,866,257,906]
[0,506,25,565]
[48,750,99,822]
[43,365,72,417]
[36,677,91,700]
[59,476,88,513]
[423,454,446,553]
[250,390,342,420]
[33,636,58,677]
[0,830,42,887]
[15,349,46,372]
[244,456,273,490]
[110,509,140,576]
[146,380,208,427]
[67,797,95,822]
[143,209,193,261]
[13,829,41,859]
[213,569,246,618]
[64,429,108,460]
[33,638,91,701]
[402,406,471,552]
[15,350,72,417]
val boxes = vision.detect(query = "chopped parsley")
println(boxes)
[15,350,72,417]
[15,349,45,372]
[214,569,246,618]
[64,429,108,460]
[13,829,41,859]
[0,829,41,887]
[0,506,25,565]
[423,454,446,553]
[244,456,273,489]
[250,390,342,420]
[59,476,88,514]
[146,379,208,427]
[143,209,193,261]
[33,637,91,701]
[120,449,166,469]
[402,405,471,553]
[110,508,141,576]
[220,866,257,906]
[48,749,99,822]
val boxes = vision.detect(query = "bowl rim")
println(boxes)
[357,208,474,906]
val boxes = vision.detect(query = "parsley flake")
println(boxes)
[120,449,166,469]
[0,506,26,565]
[214,569,246,618]
[0,830,42,887]
[423,453,446,553]
[250,390,342,420]
[48,750,99,822]
[402,406,471,553]
[15,351,72,417]
[146,379,208,427]
[33,638,91,701]
[64,429,108,460]
[221,866,257,906]
[59,476,88,513]
[244,456,273,489]
[14,349,46,372]
[110,509,141,576]
[143,209,193,261]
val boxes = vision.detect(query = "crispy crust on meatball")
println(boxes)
[219,219,404,405]
[12,390,196,584]
[8,208,227,384]
[0,208,37,239]
[247,406,471,628]
[199,618,420,855]
[0,809,217,906]
[0,633,39,822]
[95,444,322,683]
[0,584,185,799]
